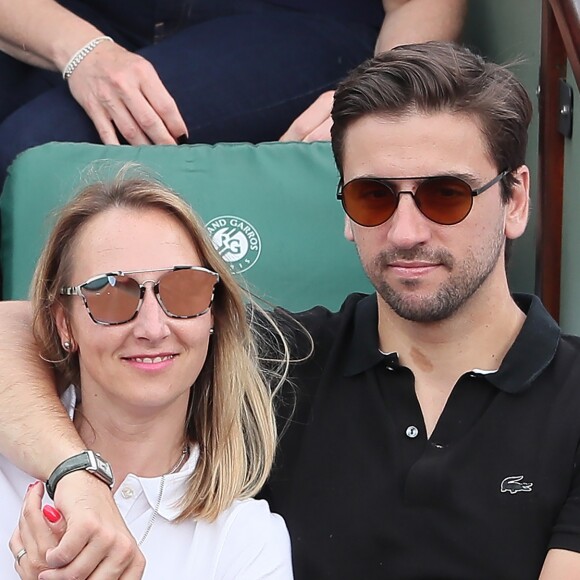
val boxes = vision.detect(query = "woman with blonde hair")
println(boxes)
[0,170,292,578]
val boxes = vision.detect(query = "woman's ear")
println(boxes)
[54,303,76,352]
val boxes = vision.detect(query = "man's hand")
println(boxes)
[68,40,188,146]
[279,90,334,142]
[39,471,145,579]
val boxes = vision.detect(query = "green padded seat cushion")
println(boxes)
[1,141,371,311]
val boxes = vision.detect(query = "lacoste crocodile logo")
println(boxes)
[500,475,533,494]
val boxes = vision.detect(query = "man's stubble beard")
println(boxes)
[361,229,505,323]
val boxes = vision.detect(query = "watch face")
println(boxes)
[94,454,114,480]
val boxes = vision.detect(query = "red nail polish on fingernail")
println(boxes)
[43,505,62,523]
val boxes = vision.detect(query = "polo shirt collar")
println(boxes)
[342,293,561,394]
[343,293,384,376]
[486,293,560,393]
[140,445,199,521]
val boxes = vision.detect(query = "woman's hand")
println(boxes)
[9,482,66,579]
[40,471,145,579]
[67,40,188,145]
[10,474,145,579]
[279,90,334,142]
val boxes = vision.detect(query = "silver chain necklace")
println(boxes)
[137,444,190,547]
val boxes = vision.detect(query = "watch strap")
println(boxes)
[46,450,114,499]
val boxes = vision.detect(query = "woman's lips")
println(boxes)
[122,353,177,370]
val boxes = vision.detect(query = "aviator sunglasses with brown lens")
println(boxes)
[337,170,509,227]
[60,266,220,325]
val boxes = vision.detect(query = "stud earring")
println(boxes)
[209,328,214,335]
[62,341,72,352]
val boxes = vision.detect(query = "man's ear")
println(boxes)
[505,165,530,241]
[344,215,355,242]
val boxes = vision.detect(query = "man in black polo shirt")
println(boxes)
[1,42,580,579]
[260,42,580,579]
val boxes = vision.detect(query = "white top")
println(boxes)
[0,388,293,579]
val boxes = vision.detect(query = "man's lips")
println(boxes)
[389,261,440,268]
[387,261,441,277]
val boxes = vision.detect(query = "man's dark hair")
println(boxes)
[331,41,533,203]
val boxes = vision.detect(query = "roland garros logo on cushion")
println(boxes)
[206,216,262,274]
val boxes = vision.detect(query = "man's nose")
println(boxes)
[385,192,432,249]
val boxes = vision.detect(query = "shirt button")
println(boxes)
[405,425,419,438]
[121,486,134,499]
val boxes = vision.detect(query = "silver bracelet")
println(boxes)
[62,36,113,80]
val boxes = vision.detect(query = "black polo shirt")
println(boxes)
[262,293,580,580]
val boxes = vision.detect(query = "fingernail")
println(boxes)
[27,481,39,492]
[43,505,62,523]
[177,134,189,145]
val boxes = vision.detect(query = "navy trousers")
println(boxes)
[0,0,380,184]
